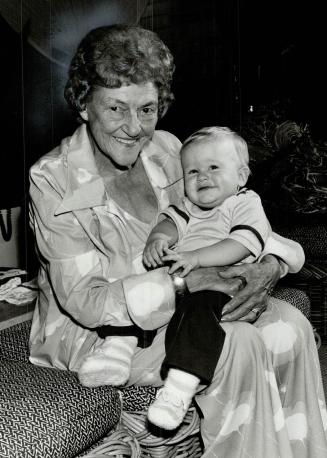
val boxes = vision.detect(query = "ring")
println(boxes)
[236,276,247,289]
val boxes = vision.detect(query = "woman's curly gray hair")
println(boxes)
[64,24,175,120]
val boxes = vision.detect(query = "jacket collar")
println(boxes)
[55,125,181,215]
[55,125,107,215]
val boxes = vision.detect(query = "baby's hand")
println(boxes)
[143,238,169,268]
[162,250,200,277]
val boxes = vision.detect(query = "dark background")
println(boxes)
[0,0,325,269]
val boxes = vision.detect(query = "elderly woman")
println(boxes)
[29,24,327,457]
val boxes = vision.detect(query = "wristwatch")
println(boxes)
[170,272,189,299]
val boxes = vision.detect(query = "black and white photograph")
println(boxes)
[0,1,326,457]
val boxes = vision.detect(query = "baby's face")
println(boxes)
[181,138,246,209]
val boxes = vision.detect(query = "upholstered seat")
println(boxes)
[0,322,121,458]
[0,286,312,458]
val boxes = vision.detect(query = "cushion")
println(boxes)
[273,286,310,319]
[0,285,311,457]
[276,224,327,261]
[280,265,327,342]
[0,320,31,362]
[0,322,121,458]
[119,385,156,412]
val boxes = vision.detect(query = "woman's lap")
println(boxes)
[129,297,327,457]
[128,296,313,385]
[128,325,167,387]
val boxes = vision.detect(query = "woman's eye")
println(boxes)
[108,106,125,118]
[138,106,158,119]
[141,106,157,116]
[109,106,126,113]
[188,169,198,175]
[209,165,219,170]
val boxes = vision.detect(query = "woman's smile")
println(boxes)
[113,136,140,145]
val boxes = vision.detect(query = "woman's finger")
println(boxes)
[219,264,248,280]
[238,304,267,322]
[221,301,252,322]
[220,284,254,314]
[221,301,255,321]
[222,285,266,317]
[222,296,267,322]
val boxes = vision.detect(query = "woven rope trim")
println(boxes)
[83,407,202,457]
[81,427,141,457]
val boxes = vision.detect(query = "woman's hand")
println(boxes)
[184,255,281,322]
[185,266,245,298]
[219,255,281,322]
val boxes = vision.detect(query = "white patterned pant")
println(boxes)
[128,297,327,458]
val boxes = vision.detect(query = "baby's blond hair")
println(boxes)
[181,126,250,170]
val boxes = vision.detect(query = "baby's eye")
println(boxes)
[209,165,219,170]
[188,169,198,175]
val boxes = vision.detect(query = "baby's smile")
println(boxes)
[198,185,215,191]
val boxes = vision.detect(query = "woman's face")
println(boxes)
[82,82,159,168]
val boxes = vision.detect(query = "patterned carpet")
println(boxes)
[319,345,327,399]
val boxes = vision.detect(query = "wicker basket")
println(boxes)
[82,407,202,458]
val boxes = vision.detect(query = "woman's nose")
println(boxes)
[123,111,142,136]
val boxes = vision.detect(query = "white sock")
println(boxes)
[79,335,137,387]
[164,368,200,401]
[147,368,200,429]
[99,335,138,379]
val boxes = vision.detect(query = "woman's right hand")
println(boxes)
[184,267,244,297]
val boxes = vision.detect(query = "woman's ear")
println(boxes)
[80,109,89,122]
[238,166,250,187]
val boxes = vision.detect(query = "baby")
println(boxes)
[143,126,271,430]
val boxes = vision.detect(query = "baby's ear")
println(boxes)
[238,166,250,187]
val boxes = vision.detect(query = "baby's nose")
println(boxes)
[198,171,209,181]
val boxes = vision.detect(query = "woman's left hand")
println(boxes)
[220,255,281,322]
